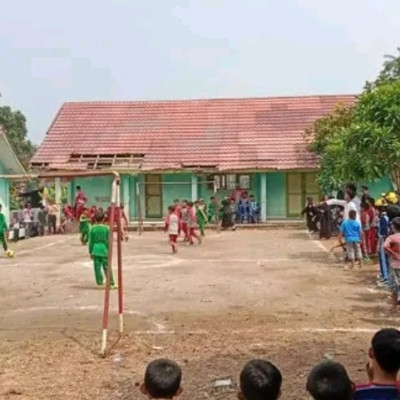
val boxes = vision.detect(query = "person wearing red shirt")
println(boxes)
[75,186,87,220]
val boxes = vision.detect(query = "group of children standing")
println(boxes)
[164,199,204,253]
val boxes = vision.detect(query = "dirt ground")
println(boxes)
[0,229,397,400]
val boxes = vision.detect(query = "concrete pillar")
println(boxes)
[122,175,130,221]
[191,174,198,202]
[55,177,62,229]
[261,173,267,222]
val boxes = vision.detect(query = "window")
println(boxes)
[213,174,251,190]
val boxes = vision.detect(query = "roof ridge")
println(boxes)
[62,93,357,106]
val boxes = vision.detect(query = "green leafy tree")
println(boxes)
[0,105,36,169]
[308,49,400,191]
[305,104,354,192]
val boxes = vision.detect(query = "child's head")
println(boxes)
[391,217,400,233]
[344,190,355,202]
[369,328,400,376]
[307,196,314,204]
[187,201,193,208]
[168,205,176,214]
[249,195,254,200]
[239,359,282,400]
[174,198,180,205]
[95,210,105,223]
[182,200,188,208]
[210,196,215,202]
[141,358,182,399]
[348,210,357,220]
[230,198,235,204]
[306,361,353,400]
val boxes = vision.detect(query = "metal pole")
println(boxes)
[101,175,119,356]
[116,182,124,336]
[136,182,143,235]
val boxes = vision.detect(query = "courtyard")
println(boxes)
[0,229,396,400]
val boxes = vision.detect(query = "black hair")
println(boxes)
[187,201,193,207]
[362,185,368,191]
[249,194,255,198]
[168,205,176,213]
[345,189,355,200]
[240,359,282,400]
[371,328,400,373]
[174,199,179,203]
[307,361,352,400]
[210,196,215,201]
[76,185,81,190]
[391,217,400,232]
[346,183,357,193]
[144,359,182,399]
[95,210,105,223]
[349,210,357,220]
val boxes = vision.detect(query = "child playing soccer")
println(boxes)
[140,358,183,400]
[239,359,282,400]
[384,217,400,312]
[339,209,363,270]
[79,209,91,244]
[88,210,116,289]
[180,200,189,241]
[196,200,207,236]
[165,205,181,253]
[187,202,202,245]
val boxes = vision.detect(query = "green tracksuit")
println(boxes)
[88,223,114,286]
[79,214,91,244]
[0,212,8,252]
[196,207,207,236]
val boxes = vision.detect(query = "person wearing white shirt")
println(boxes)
[325,190,360,223]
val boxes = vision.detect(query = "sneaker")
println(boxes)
[110,284,118,290]
[97,283,105,289]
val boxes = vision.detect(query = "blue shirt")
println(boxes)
[340,219,362,243]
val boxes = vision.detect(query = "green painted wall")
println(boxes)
[0,161,10,225]
[162,174,192,215]
[359,176,393,199]
[72,176,114,210]
[266,172,287,218]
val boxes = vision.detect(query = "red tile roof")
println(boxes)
[32,95,356,172]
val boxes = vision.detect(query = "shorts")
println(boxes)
[169,234,178,243]
[345,242,362,260]
[389,268,400,295]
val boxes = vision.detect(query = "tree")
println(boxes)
[0,105,36,169]
[305,104,355,192]
[308,49,400,191]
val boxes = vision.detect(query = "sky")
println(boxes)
[1,0,400,144]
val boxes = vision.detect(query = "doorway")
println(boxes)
[145,175,162,218]
[286,172,319,217]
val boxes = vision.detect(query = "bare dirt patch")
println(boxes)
[0,230,395,400]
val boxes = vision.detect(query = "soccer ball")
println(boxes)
[5,249,15,258]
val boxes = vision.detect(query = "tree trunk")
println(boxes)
[390,169,400,192]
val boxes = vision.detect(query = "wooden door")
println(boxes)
[304,172,320,203]
[287,173,303,217]
[145,175,162,218]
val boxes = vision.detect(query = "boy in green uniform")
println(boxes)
[79,210,91,244]
[88,210,116,289]
[196,199,208,236]
[208,196,218,223]
[0,204,8,253]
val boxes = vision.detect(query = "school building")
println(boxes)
[0,127,27,224]
[30,95,392,222]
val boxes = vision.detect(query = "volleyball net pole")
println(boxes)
[116,184,124,336]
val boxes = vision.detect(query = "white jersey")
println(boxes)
[167,214,180,235]
[326,199,360,223]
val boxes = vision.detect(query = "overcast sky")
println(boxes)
[1,0,399,144]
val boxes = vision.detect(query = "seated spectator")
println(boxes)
[307,361,353,400]
[239,192,250,223]
[140,358,183,400]
[354,328,400,400]
[249,195,261,223]
[239,359,282,400]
